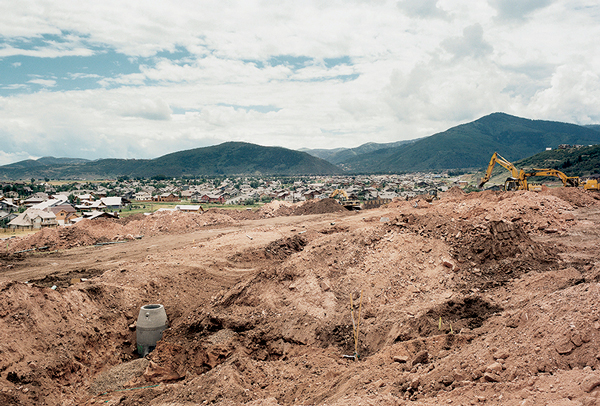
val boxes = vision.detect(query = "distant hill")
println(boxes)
[301,140,419,164]
[585,124,600,132]
[0,142,341,180]
[1,156,89,170]
[340,113,600,173]
[515,145,600,177]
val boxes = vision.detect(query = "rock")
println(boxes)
[571,332,583,347]
[505,314,520,328]
[442,260,454,269]
[581,375,600,393]
[393,355,409,363]
[143,361,182,383]
[486,362,503,373]
[412,350,429,365]
[483,372,500,382]
[555,340,575,355]
[441,375,454,386]
[493,349,510,360]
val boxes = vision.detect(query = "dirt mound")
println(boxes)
[122,210,236,236]
[439,186,466,199]
[7,219,126,252]
[208,208,263,221]
[540,186,600,207]
[115,213,146,225]
[3,211,239,253]
[292,198,346,216]
[264,235,308,260]
[258,200,295,217]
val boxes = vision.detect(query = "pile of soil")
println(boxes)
[258,201,295,217]
[290,198,347,216]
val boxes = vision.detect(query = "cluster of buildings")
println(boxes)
[0,172,456,230]
[0,193,125,230]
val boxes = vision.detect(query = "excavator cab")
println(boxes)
[504,178,520,191]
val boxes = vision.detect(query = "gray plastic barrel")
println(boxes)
[136,304,168,357]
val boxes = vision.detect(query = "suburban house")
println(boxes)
[153,193,179,202]
[0,198,18,212]
[48,204,78,225]
[0,211,17,224]
[79,211,119,221]
[134,192,153,201]
[76,200,106,211]
[100,197,126,210]
[9,208,57,230]
[200,194,225,204]
[175,205,203,212]
[22,192,49,207]
[189,191,204,203]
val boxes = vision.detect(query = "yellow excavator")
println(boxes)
[329,189,361,210]
[524,169,580,188]
[583,179,599,190]
[479,152,580,191]
[330,189,350,200]
[478,152,525,190]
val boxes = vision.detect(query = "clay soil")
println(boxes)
[2,193,600,405]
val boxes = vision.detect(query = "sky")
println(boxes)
[1,0,599,165]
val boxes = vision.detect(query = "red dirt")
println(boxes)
[1,189,600,405]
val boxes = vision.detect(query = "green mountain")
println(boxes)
[1,156,89,170]
[301,140,418,164]
[0,142,341,180]
[340,113,600,173]
[515,145,600,177]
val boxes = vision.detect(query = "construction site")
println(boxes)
[1,187,600,406]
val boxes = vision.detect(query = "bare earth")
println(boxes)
[1,191,600,406]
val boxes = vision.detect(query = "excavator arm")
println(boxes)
[330,189,349,200]
[479,152,524,189]
[524,169,580,188]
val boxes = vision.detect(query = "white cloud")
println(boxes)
[0,0,599,163]
[489,0,554,22]
[397,0,448,19]
[118,97,173,121]
[68,73,101,79]
[28,79,56,87]
[441,24,493,60]
[0,151,38,166]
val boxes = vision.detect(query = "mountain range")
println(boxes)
[313,113,600,173]
[0,142,341,180]
[299,139,420,165]
[1,113,600,180]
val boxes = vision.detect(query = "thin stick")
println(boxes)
[355,290,363,358]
